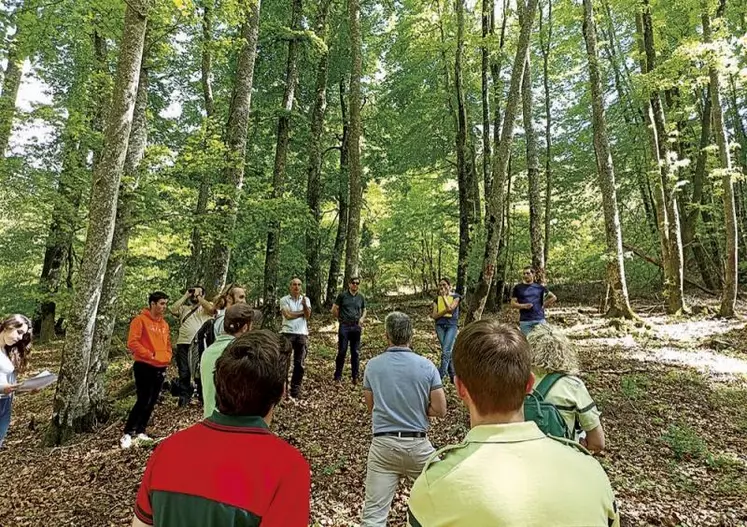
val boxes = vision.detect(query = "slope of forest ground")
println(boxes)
[1,295,747,527]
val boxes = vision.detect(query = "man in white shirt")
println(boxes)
[170,285,214,406]
[280,278,311,399]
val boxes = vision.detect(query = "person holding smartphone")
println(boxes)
[170,285,215,406]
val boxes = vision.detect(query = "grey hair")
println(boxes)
[385,311,413,346]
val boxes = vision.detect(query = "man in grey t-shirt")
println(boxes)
[361,311,447,527]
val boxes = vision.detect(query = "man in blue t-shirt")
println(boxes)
[510,266,557,335]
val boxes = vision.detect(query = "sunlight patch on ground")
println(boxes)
[576,335,639,349]
[648,317,746,343]
[629,346,747,378]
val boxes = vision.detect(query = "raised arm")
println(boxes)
[197,294,215,316]
[170,292,189,316]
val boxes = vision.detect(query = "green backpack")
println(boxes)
[524,373,572,439]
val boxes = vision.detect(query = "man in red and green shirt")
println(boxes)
[131,330,310,527]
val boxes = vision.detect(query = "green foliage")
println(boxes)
[661,423,709,461]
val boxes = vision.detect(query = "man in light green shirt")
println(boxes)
[407,321,620,527]
[200,304,259,418]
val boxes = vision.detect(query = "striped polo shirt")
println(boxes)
[134,412,310,527]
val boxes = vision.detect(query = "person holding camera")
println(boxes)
[170,285,215,406]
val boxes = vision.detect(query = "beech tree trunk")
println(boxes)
[325,79,350,309]
[88,67,149,421]
[189,0,216,288]
[455,0,474,296]
[522,56,545,278]
[37,131,84,343]
[640,1,687,314]
[37,31,109,343]
[344,0,363,284]
[203,0,262,296]
[481,0,493,204]
[703,0,738,317]
[263,0,303,324]
[540,0,552,265]
[305,0,332,310]
[0,8,24,159]
[47,1,150,445]
[582,0,635,318]
[466,0,539,323]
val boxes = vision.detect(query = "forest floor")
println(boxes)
[1,295,747,526]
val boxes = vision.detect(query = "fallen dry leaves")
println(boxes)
[0,297,746,526]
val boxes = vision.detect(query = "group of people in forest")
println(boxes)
[0,266,616,526]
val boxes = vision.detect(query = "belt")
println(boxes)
[373,431,427,438]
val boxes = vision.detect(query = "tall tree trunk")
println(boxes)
[522,57,545,278]
[344,0,363,283]
[582,0,635,318]
[325,79,350,309]
[640,1,687,314]
[37,130,84,343]
[189,0,216,288]
[455,0,472,296]
[682,90,719,291]
[36,30,109,343]
[305,0,332,310]
[88,67,149,421]
[703,0,738,317]
[540,0,552,266]
[203,0,262,296]
[488,0,509,206]
[0,10,24,159]
[263,0,303,324]
[481,0,493,204]
[47,1,150,445]
[466,0,539,323]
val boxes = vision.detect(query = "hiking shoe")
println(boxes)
[136,433,153,442]
[120,434,133,449]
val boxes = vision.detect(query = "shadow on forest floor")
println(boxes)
[1,296,746,526]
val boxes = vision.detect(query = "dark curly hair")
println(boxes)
[1,314,33,372]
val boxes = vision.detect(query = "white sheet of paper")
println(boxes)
[16,370,58,393]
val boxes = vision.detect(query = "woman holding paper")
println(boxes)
[0,314,32,448]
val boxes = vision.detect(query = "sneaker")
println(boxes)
[136,433,153,442]
[120,434,133,449]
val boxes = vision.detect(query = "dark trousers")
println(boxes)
[124,361,166,435]
[335,324,362,381]
[282,333,308,397]
[175,343,192,399]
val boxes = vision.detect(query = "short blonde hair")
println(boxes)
[527,325,579,375]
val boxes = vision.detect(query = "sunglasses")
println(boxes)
[351,281,360,285]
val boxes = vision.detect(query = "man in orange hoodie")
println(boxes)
[121,291,172,449]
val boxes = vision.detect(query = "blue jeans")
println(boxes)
[436,325,458,381]
[519,319,546,336]
[335,324,362,381]
[0,396,12,448]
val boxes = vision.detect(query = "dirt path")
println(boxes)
[1,300,746,526]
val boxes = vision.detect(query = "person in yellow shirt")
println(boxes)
[527,324,606,452]
[407,320,619,527]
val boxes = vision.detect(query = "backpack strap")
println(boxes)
[534,372,566,400]
[548,435,592,455]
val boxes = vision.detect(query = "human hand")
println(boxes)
[523,303,533,310]
[1,384,18,395]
